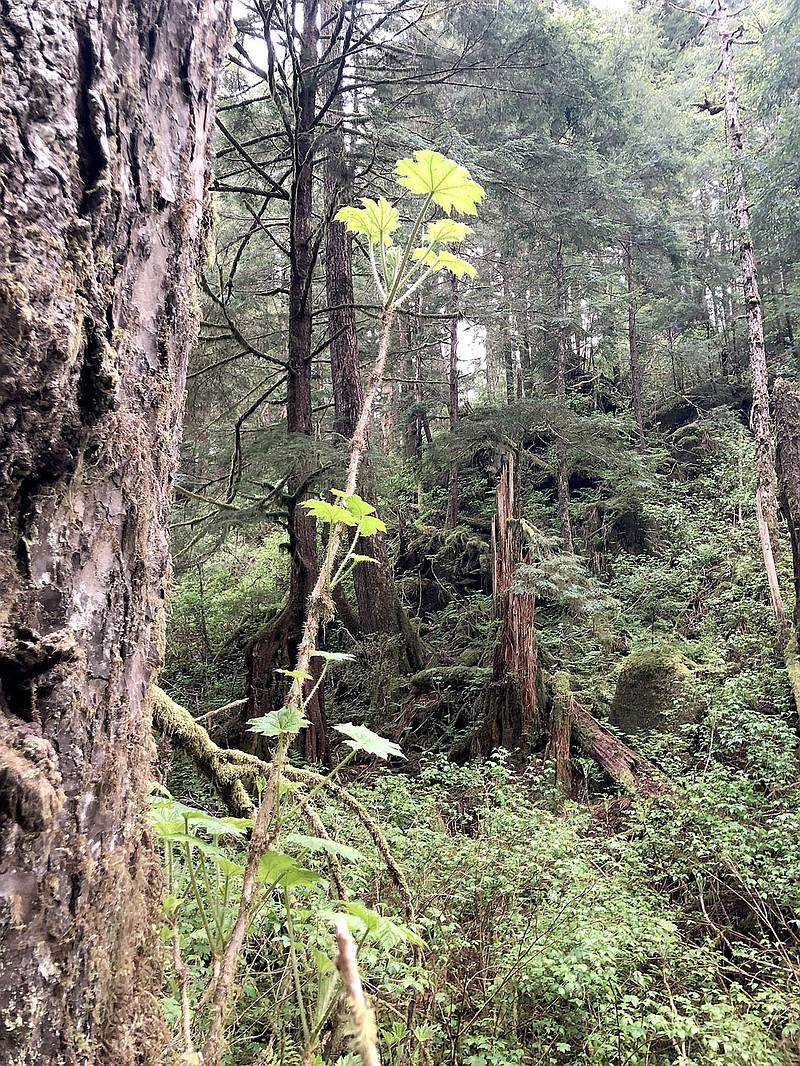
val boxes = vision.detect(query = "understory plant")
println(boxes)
[155,152,485,1066]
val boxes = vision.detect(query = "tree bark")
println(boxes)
[473,453,541,754]
[320,6,424,676]
[624,238,647,452]
[775,379,800,634]
[567,695,669,797]
[0,0,229,1061]
[714,0,780,555]
[247,0,329,765]
[446,275,460,530]
[555,237,574,552]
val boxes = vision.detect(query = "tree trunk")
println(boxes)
[776,379,800,634]
[715,0,780,555]
[0,0,229,1061]
[625,239,646,452]
[446,276,460,530]
[555,237,574,552]
[473,453,541,754]
[247,0,329,765]
[567,694,668,797]
[320,15,424,680]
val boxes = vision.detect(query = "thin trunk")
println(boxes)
[446,276,460,530]
[715,0,780,555]
[625,239,647,452]
[319,1,423,676]
[248,0,328,764]
[555,238,574,553]
[0,0,229,1060]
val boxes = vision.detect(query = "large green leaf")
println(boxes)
[303,499,357,526]
[333,723,405,760]
[249,704,309,737]
[411,247,477,279]
[358,514,388,536]
[331,490,377,522]
[339,901,425,949]
[421,218,473,245]
[335,196,399,245]
[148,796,249,838]
[257,850,320,888]
[285,833,364,862]
[311,650,356,664]
[395,150,485,215]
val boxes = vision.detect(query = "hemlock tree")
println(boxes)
[0,1,230,1061]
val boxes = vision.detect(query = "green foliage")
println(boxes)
[332,723,405,761]
[335,149,483,304]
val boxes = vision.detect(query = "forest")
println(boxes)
[1,0,800,1063]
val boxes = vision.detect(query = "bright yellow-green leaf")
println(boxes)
[411,247,477,279]
[395,150,484,215]
[358,514,388,536]
[421,218,473,245]
[334,723,404,760]
[330,490,377,521]
[303,499,358,526]
[335,196,399,245]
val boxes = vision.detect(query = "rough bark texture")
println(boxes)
[568,700,669,796]
[247,0,329,765]
[320,23,423,678]
[776,379,800,633]
[0,0,230,1061]
[715,0,780,554]
[445,276,460,530]
[474,453,541,754]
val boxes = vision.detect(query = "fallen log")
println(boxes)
[553,672,670,797]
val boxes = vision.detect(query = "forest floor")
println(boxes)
[159,402,800,1066]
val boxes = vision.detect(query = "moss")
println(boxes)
[617,644,691,683]
[408,665,491,689]
[611,642,694,735]
[456,646,483,667]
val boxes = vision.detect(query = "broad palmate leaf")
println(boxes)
[395,150,485,215]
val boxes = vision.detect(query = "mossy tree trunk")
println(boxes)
[0,0,229,1061]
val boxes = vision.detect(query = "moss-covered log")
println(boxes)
[562,679,669,797]
[151,686,264,817]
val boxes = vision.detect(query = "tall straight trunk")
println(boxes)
[768,380,800,715]
[0,1,229,1061]
[399,312,421,460]
[320,0,423,674]
[775,380,800,632]
[248,0,328,764]
[624,239,647,452]
[555,238,574,553]
[715,0,780,554]
[446,276,460,530]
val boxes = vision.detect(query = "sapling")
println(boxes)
[202,151,484,1066]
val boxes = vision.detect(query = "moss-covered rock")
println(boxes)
[610,643,694,734]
